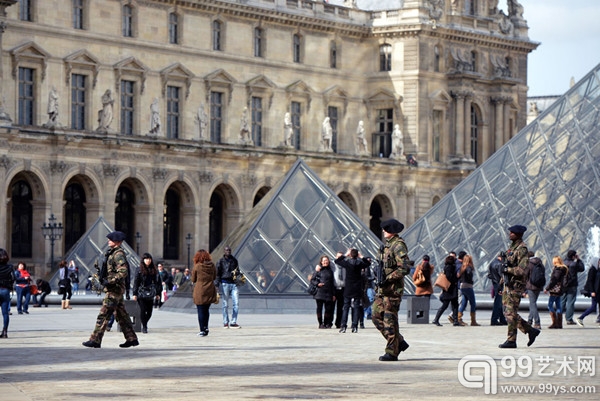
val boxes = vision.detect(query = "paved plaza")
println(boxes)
[1,302,599,401]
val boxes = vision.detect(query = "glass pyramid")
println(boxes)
[49,216,141,292]
[403,62,600,293]
[214,159,383,295]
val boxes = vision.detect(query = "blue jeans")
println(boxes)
[527,290,541,326]
[561,287,578,322]
[221,282,239,325]
[579,296,599,321]
[16,286,31,313]
[197,304,210,332]
[548,295,562,314]
[459,287,476,313]
[491,284,507,324]
[1,287,10,329]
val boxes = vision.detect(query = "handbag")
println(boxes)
[434,272,451,291]
[139,285,156,299]
[213,292,221,304]
[414,269,425,286]
[233,270,247,287]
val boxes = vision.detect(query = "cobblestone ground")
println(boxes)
[1,305,598,400]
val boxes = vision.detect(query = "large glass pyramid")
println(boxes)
[403,62,600,293]
[49,217,141,292]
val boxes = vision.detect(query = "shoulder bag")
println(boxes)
[434,271,451,292]
[414,269,425,286]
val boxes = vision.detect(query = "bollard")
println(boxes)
[118,300,142,332]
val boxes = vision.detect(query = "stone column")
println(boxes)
[492,97,504,151]
[463,93,472,159]
[454,92,465,158]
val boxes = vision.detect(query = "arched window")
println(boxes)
[293,34,302,63]
[209,192,223,252]
[213,20,222,51]
[369,200,383,239]
[11,180,32,258]
[330,41,337,69]
[115,186,135,247]
[168,12,179,44]
[433,45,440,72]
[64,183,86,253]
[163,189,180,259]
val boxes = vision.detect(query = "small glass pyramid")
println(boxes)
[49,216,140,292]
[213,159,383,294]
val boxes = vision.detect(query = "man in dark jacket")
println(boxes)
[334,248,370,333]
[488,255,507,326]
[562,249,585,325]
[216,246,241,328]
[525,251,546,329]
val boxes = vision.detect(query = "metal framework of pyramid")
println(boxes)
[49,216,140,291]
[403,62,600,292]
[223,159,383,294]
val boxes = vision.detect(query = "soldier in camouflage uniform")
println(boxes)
[372,219,410,361]
[499,225,540,348]
[82,231,139,349]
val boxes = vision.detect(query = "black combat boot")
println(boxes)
[498,340,517,349]
[527,327,540,347]
[82,340,101,348]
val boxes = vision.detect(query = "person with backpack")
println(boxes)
[544,255,569,329]
[0,249,15,338]
[526,251,546,329]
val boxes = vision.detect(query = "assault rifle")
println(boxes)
[375,245,385,288]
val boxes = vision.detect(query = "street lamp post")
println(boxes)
[185,233,193,269]
[135,232,142,255]
[41,214,64,271]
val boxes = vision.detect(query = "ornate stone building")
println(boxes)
[0,0,536,277]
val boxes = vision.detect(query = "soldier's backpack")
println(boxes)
[529,260,546,289]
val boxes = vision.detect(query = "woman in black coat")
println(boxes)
[432,255,460,326]
[312,255,335,329]
[576,258,600,326]
[132,253,162,333]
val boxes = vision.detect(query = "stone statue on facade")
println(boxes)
[0,96,12,127]
[390,124,404,159]
[96,89,114,132]
[283,112,293,148]
[195,104,208,141]
[238,107,253,145]
[356,120,369,156]
[149,97,162,135]
[43,86,61,128]
[320,117,333,152]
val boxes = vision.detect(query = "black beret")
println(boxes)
[381,219,404,234]
[508,225,527,234]
[107,231,127,242]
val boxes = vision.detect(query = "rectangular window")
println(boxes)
[251,96,262,146]
[18,67,35,126]
[122,5,133,37]
[73,0,84,29]
[433,110,442,162]
[20,0,33,21]
[166,86,180,139]
[330,42,337,69]
[328,106,338,152]
[120,80,135,135]
[213,21,222,51]
[293,34,301,63]
[210,91,223,143]
[373,108,393,157]
[380,44,392,72]
[71,74,86,130]
[254,28,263,58]
[168,13,178,44]
[291,101,301,150]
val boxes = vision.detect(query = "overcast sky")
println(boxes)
[327,1,599,97]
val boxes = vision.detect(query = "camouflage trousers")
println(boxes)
[502,288,533,342]
[371,295,403,357]
[89,292,138,344]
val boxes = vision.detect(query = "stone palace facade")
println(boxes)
[0,0,536,276]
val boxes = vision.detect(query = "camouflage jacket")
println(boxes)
[504,238,529,292]
[104,245,129,295]
[379,235,410,298]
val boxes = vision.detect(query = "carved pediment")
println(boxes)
[246,75,277,109]
[114,57,148,93]
[364,88,403,120]
[323,85,349,115]
[10,41,51,80]
[286,80,313,111]
[161,62,195,98]
[64,49,100,87]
